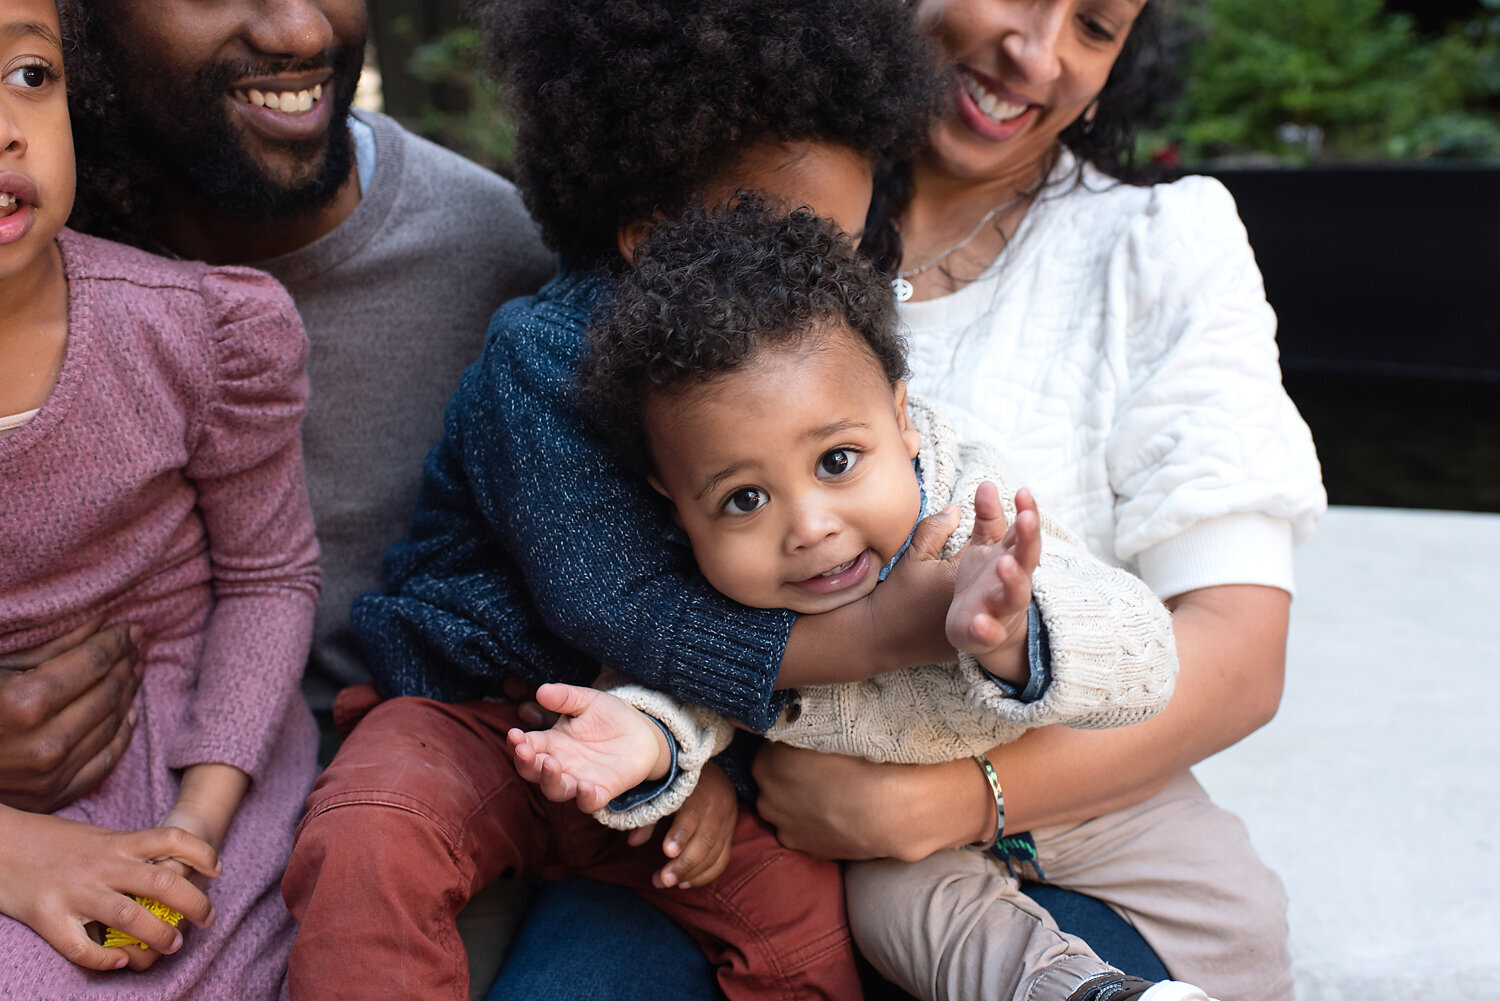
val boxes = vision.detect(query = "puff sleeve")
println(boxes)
[168,267,320,782]
[1105,177,1326,598]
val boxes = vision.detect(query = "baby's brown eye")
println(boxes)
[724,488,766,515]
[817,449,854,478]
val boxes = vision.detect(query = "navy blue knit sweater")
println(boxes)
[352,268,794,731]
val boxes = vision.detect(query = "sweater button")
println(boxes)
[782,692,802,724]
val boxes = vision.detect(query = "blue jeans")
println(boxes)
[486,877,1166,1000]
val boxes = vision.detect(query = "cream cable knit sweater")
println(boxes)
[596,396,1177,829]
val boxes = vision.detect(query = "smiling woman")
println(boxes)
[750,3,1327,1000]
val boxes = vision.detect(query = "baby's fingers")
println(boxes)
[1009,488,1042,574]
[533,683,599,720]
[969,482,1010,546]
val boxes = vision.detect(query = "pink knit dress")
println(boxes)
[0,230,320,1000]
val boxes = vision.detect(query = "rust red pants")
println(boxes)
[281,691,858,1001]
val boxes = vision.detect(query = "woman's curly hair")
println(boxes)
[579,195,908,467]
[478,0,943,268]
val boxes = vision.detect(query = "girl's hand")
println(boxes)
[506,684,671,814]
[652,762,736,889]
[752,744,990,862]
[0,806,219,972]
[946,484,1041,684]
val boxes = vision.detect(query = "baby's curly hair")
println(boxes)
[579,195,907,468]
[479,0,942,267]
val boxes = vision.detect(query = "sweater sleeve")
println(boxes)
[590,677,734,831]
[1105,177,1326,597]
[169,268,321,782]
[960,488,1178,731]
[412,283,793,729]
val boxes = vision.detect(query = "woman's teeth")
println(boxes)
[0,192,18,217]
[233,84,323,114]
[960,71,1029,124]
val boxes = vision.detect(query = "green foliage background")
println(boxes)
[390,1,1500,169]
[1163,0,1500,162]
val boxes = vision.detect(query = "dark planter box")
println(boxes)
[1202,165,1500,512]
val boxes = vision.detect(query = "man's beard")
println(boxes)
[111,41,364,223]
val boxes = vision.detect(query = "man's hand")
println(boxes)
[945,484,1041,685]
[651,762,736,889]
[0,617,143,812]
[506,684,671,814]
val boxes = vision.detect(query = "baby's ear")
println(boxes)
[646,473,684,528]
[892,380,921,460]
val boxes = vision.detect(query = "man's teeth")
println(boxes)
[233,83,323,114]
[960,71,1028,124]
[819,557,858,578]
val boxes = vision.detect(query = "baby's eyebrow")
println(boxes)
[807,419,871,440]
[696,463,748,502]
[1,21,62,49]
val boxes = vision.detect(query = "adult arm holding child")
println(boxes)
[0,619,143,813]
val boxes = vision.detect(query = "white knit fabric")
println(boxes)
[599,396,1177,829]
[898,152,1326,599]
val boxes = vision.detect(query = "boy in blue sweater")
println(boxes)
[282,1,949,998]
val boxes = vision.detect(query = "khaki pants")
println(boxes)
[847,771,1294,1001]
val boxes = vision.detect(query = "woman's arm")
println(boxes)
[753,583,1289,861]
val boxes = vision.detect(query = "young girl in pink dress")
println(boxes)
[0,2,320,997]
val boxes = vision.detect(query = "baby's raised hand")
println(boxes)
[507,683,671,814]
[652,762,736,890]
[946,483,1042,685]
[0,807,218,972]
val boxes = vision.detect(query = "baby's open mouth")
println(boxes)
[232,83,324,115]
[0,192,20,218]
[818,556,860,578]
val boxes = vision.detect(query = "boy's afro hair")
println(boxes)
[579,194,907,467]
[479,0,942,266]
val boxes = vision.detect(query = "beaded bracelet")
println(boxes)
[972,753,1006,850]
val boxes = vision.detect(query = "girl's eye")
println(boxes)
[4,64,55,89]
[723,487,767,515]
[817,449,857,478]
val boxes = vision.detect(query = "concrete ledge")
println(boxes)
[1196,506,1500,1000]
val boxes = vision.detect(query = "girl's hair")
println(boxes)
[579,195,908,467]
[58,0,147,246]
[863,2,1173,275]
[479,0,943,268]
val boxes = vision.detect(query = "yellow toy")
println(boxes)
[102,897,184,951]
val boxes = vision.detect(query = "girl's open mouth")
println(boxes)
[0,192,20,219]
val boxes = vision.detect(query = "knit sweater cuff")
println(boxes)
[593,683,734,830]
[964,548,1177,731]
[659,602,794,732]
[1136,512,1295,600]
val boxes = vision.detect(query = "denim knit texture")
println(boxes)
[352,268,794,731]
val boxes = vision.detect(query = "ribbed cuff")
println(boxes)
[1136,513,1295,599]
[661,601,795,732]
